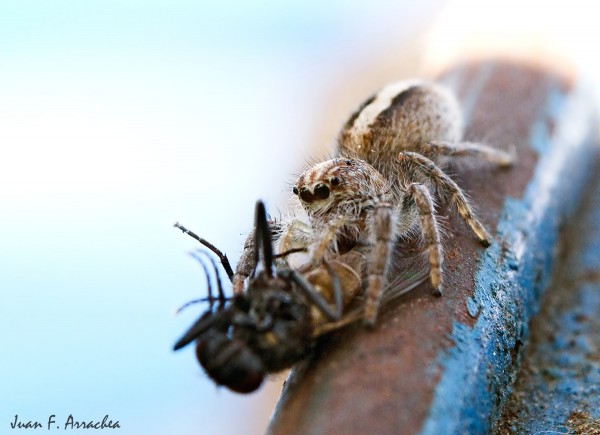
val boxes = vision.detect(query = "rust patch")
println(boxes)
[567,411,600,435]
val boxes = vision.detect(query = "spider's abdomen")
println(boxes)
[337,80,462,172]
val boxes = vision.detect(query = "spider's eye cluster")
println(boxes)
[293,183,331,203]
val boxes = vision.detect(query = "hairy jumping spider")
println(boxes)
[233,80,514,325]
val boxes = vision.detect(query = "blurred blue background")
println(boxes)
[0,1,440,433]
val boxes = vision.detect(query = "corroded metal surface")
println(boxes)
[267,61,598,435]
[497,161,600,434]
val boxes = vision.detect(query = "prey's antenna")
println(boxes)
[174,222,235,282]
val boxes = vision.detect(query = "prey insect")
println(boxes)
[173,201,374,393]
[234,80,514,325]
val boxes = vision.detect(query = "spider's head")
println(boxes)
[293,158,387,217]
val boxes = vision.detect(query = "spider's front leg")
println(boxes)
[233,228,257,294]
[398,151,493,247]
[363,202,395,326]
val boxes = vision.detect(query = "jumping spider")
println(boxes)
[234,80,514,325]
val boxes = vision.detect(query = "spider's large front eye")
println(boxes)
[299,187,315,203]
[314,183,330,200]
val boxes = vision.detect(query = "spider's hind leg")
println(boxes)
[407,183,443,297]
[424,140,515,167]
[398,151,492,247]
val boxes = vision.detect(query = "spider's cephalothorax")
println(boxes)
[291,157,392,255]
[293,157,390,216]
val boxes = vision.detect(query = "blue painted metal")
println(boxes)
[498,151,600,432]
[421,81,599,433]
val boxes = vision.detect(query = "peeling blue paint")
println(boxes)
[500,155,600,432]
[466,297,480,318]
[420,80,598,434]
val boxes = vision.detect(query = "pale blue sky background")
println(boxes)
[0,1,441,434]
